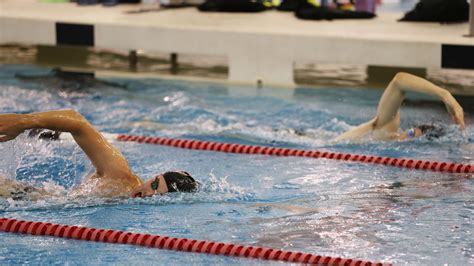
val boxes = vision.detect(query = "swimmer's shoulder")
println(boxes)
[371,129,400,141]
[75,172,139,198]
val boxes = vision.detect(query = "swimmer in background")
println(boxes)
[0,110,198,200]
[335,72,465,141]
[126,73,465,142]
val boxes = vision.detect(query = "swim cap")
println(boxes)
[417,124,445,140]
[28,129,61,140]
[162,171,198,193]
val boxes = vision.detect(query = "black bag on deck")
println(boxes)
[293,0,375,20]
[198,0,270,12]
[399,0,470,23]
[295,0,375,20]
[277,0,299,11]
[296,7,375,20]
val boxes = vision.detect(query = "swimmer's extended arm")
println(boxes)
[0,110,135,179]
[375,72,464,129]
[336,72,465,141]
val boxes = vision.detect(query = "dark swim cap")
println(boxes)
[163,171,198,193]
[417,124,445,140]
[28,129,61,140]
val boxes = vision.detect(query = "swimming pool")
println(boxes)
[0,64,473,264]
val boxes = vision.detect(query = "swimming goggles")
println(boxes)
[150,176,160,191]
[407,128,416,138]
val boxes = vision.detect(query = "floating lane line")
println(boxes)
[58,133,473,174]
[0,217,390,265]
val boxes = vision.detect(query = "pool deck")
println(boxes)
[0,0,473,86]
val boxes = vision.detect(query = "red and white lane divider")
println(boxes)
[0,217,390,265]
[63,133,471,174]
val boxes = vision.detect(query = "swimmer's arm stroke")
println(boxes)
[375,72,464,129]
[0,110,132,178]
[336,72,465,141]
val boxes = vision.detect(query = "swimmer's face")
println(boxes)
[131,175,168,198]
[403,125,443,140]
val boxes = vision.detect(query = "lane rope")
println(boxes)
[112,134,473,174]
[0,217,390,265]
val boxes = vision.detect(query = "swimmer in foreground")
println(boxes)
[0,110,198,199]
[335,72,465,141]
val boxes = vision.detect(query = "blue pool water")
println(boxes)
[0,64,473,265]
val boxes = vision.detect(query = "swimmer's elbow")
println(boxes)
[394,72,411,81]
[392,72,411,87]
[60,110,91,133]
[62,109,83,119]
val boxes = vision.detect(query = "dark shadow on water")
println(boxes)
[15,68,128,91]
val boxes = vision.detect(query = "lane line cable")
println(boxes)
[0,217,390,265]
[103,133,473,174]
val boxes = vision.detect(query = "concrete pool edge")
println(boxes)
[1,0,473,88]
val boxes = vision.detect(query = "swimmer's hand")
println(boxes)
[0,114,25,142]
[442,91,465,129]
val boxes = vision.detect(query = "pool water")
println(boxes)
[0,64,473,265]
